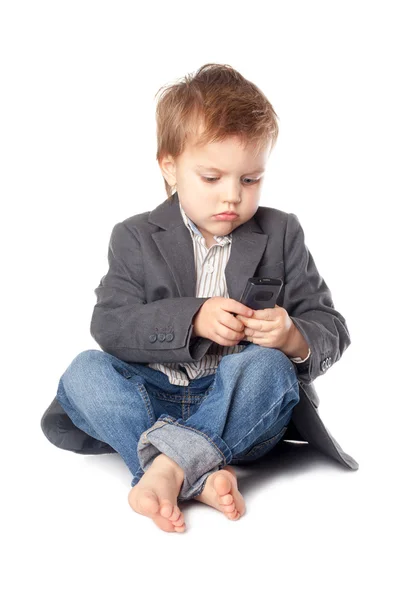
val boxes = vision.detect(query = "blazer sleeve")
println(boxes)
[90,222,213,363]
[282,213,351,385]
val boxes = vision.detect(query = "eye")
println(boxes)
[242,178,261,185]
[202,176,261,185]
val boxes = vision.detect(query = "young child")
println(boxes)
[40,63,358,534]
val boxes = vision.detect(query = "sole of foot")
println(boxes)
[128,455,187,533]
[192,465,246,520]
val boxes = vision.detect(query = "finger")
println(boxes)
[216,331,239,346]
[245,327,271,339]
[220,322,245,342]
[225,313,246,333]
[245,329,260,339]
[254,307,279,320]
[243,319,267,331]
[229,300,254,317]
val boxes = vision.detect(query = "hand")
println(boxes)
[236,304,294,349]
[192,297,254,347]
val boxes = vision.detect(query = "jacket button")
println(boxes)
[158,333,166,342]
[149,334,157,343]
[166,333,174,342]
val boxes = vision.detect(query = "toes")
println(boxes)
[170,507,185,527]
[173,517,185,528]
[174,523,186,533]
[168,505,180,521]
[128,483,187,532]
[152,514,177,532]
[215,471,246,520]
[213,473,234,497]
[227,509,241,520]
[160,500,175,519]
[152,510,187,533]
[219,493,234,506]
[160,501,185,529]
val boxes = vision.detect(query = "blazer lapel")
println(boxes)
[149,192,268,302]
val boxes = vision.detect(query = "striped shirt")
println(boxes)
[147,201,310,386]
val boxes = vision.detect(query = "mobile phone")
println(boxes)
[238,277,283,310]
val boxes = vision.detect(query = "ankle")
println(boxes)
[152,453,184,484]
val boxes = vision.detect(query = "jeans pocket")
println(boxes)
[231,426,288,464]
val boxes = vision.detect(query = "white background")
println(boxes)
[1,1,405,598]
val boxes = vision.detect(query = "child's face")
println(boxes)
[160,134,272,247]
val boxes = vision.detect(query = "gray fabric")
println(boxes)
[40,191,359,471]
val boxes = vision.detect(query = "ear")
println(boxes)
[159,154,177,188]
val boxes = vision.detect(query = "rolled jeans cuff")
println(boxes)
[137,415,233,501]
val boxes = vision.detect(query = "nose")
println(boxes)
[219,180,244,210]
[221,195,241,211]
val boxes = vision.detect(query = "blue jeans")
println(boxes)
[55,343,300,501]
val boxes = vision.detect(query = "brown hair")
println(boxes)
[154,63,280,199]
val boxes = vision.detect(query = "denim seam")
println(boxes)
[186,384,191,420]
[160,418,229,463]
[147,392,185,402]
[205,383,215,396]
[135,382,155,428]
[229,380,299,454]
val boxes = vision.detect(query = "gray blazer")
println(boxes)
[41,192,359,470]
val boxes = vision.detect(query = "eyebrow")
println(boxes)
[196,164,265,174]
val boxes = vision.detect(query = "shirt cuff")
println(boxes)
[289,347,311,363]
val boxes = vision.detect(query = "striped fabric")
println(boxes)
[147,201,310,386]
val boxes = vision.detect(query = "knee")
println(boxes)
[245,347,300,409]
[263,346,297,373]
[61,349,108,390]
[223,345,297,384]
[261,347,299,385]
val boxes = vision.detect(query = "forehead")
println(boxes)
[182,135,271,170]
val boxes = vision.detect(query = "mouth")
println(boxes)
[213,212,239,221]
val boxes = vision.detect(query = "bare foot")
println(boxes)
[192,465,246,520]
[128,454,187,533]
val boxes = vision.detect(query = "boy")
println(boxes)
[40,63,358,534]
